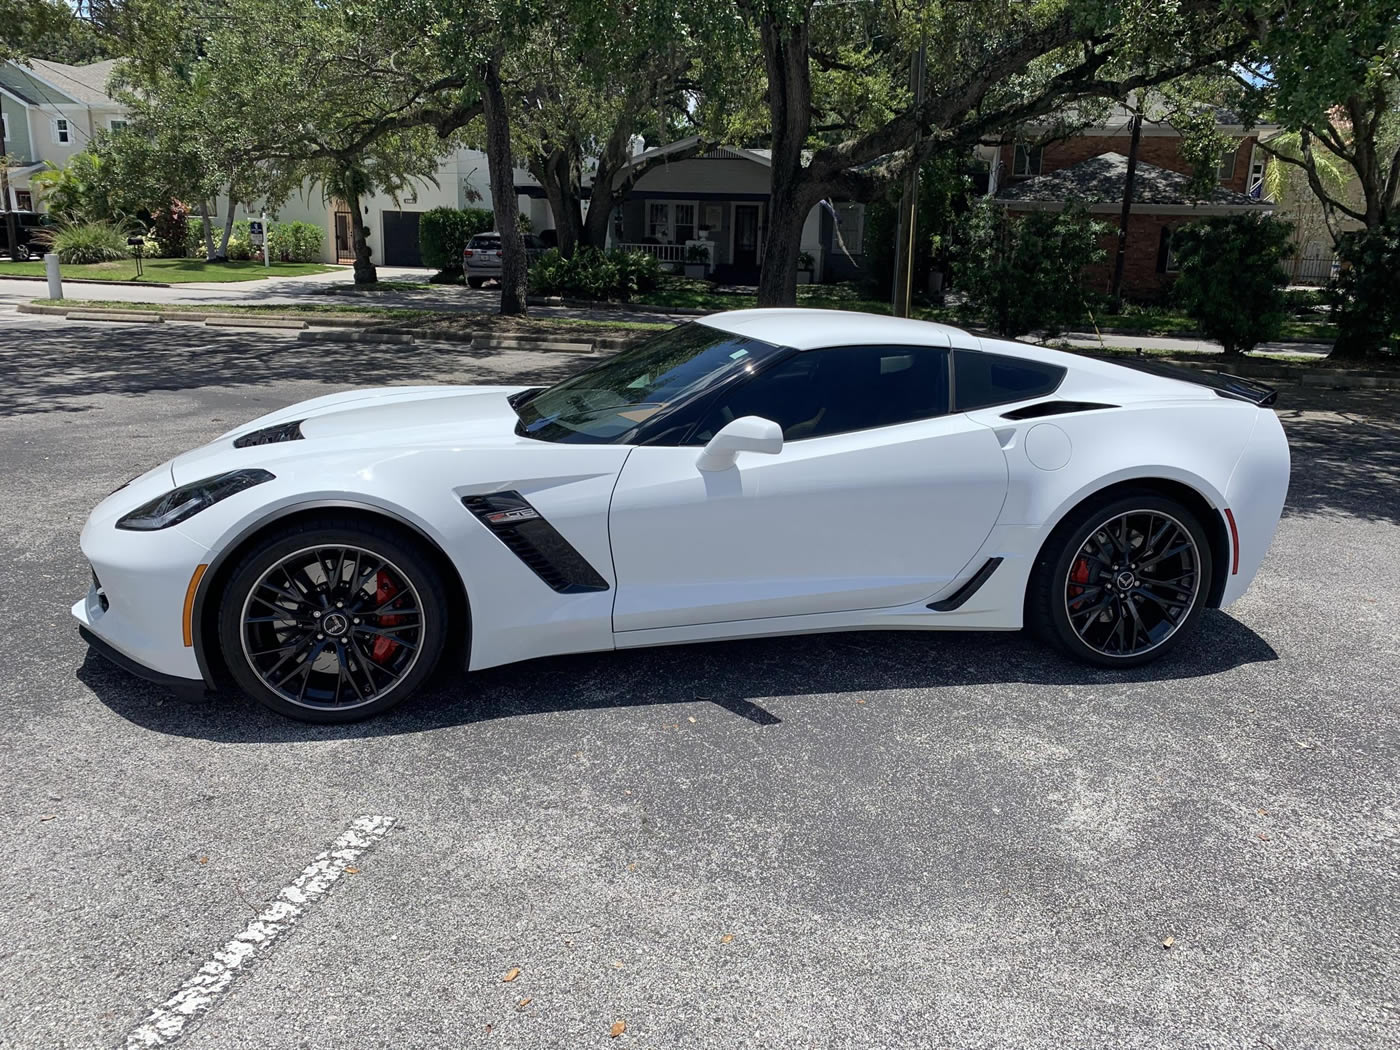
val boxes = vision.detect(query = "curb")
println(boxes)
[1076,351,1400,391]
[2,273,174,288]
[65,310,163,323]
[207,316,308,330]
[297,329,415,345]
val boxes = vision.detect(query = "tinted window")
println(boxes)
[515,323,787,444]
[953,349,1065,411]
[692,344,950,443]
[467,236,499,250]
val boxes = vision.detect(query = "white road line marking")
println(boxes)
[122,814,396,1048]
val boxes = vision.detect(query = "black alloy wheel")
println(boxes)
[218,519,448,722]
[1030,493,1213,667]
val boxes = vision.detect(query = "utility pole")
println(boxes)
[1,119,20,264]
[1109,99,1143,308]
[892,27,927,318]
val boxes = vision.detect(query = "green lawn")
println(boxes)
[1,258,342,283]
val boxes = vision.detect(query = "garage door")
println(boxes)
[382,210,423,266]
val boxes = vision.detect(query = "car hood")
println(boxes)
[170,384,536,485]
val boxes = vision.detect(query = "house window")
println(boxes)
[647,202,670,241]
[1,111,8,141]
[108,118,127,132]
[15,190,32,210]
[1217,145,1238,181]
[1013,144,1043,176]
[1159,228,1182,274]
[834,202,864,254]
[1246,147,1266,199]
[674,202,696,244]
[52,118,71,144]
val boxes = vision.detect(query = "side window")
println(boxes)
[692,344,950,443]
[953,349,1065,411]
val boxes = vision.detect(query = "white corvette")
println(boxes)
[74,309,1290,722]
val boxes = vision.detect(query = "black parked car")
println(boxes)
[0,211,52,261]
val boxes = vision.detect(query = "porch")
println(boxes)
[612,194,770,283]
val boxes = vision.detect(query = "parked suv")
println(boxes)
[0,211,52,261]
[462,232,547,288]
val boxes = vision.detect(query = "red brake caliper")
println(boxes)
[371,570,401,664]
[1069,557,1091,599]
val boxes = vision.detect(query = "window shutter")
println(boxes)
[50,119,59,144]
[1156,227,1171,274]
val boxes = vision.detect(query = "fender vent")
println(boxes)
[1000,401,1117,420]
[928,557,1003,611]
[462,491,609,594]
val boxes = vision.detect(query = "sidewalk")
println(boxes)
[1052,330,1332,357]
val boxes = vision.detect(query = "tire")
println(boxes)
[13,245,30,261]
[466,276,485,288]
[1027,491,1214,667]
[217,517,450,722]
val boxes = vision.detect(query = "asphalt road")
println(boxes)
[1,313,1397,1049]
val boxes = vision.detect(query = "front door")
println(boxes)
[608,343,1009,631]
[732,204,762,275]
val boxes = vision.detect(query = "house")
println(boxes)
[982,106,1277,298]
[517,137,867,284]
[0,58,128,211]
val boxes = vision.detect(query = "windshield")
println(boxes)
[514,322,787,443]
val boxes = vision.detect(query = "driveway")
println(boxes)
[0,315,1395,1049]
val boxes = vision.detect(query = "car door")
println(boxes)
[607,343,1009,632]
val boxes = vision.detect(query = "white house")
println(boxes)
[0,58,128,211]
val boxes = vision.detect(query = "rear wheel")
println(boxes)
[13,244,31,261]
[217,518,449,722]
[466,276,485,288]
[1029,493,1213,667]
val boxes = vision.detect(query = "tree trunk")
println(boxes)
[582,122,634,251]
[339,183,377,284]
[1329,326,1385,360]
[756,13,814,306]
[1109,108,1143,306]
[217,198,235,261]
[482,55,527,315]
[531,144,583,258]
[198,201,216,260]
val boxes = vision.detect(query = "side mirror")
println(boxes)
[696,415,783,472]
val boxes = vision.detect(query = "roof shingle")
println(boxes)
[996,152,1267,209]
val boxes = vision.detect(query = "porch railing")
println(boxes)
[618,242,689,264]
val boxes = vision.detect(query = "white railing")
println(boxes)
[618,242,689,263]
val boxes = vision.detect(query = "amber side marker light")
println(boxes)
[183,564,209,646]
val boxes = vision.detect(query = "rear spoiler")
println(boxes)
[1107,357,1279,407]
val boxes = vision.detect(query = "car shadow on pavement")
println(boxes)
[78,608,1277,743]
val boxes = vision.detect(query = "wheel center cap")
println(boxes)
[321,612,349,636]
[1116,571,1137,590]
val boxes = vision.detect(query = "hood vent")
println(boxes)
[233,420,305,448]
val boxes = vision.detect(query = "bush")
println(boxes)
[953,201,1108,337]
[1283,288,1326,315]
[419,206,493,273]
[528,247,660,300]
[1171,215,1293,357]
[149,200,189,258]
[45,221,131,264]
[268,220,324,262]
[1326,215,1400,359]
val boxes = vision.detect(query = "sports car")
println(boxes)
[74,309,1290,723]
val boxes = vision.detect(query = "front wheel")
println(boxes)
[217,518,449,722]
[1028,493,1213,667]
[13,244,31,261]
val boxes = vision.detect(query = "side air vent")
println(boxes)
[928,557,1003,611]
[233,420,304,448]
[1000,401,1117,421]
[462,491,610,594]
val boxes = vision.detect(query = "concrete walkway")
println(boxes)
[1051,330,1332,357]
[0,265,694,325]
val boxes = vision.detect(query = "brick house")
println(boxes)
[984,108,1276,298]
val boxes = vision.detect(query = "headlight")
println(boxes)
[116,469,274,531]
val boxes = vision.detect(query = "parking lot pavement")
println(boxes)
[1,317,1396,1049]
